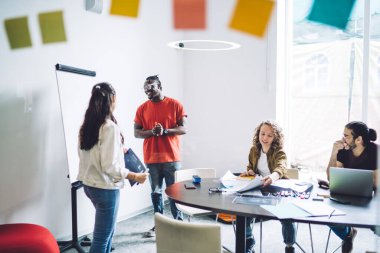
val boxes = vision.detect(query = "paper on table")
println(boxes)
[270,179,312,193]
[220,170,263,193]
[233,195,280,206]
[261,203,311,219]
[292,201,346,217]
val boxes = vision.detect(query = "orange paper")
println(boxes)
[229,0,275,37]
[173,0,206,29]
[110,0,140,18]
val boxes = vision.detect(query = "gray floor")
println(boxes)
[67,207,379,253]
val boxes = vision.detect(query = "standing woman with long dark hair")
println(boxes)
[77,82,148,253]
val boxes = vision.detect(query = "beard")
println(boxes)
[347,142,357,150]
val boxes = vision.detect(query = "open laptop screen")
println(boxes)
[329,167,374,198]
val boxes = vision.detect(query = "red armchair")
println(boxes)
[0,223,59,253]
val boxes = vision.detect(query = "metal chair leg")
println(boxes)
[309,223,314,253]
[222,245,234,252]
[325,228,331,253]
[292,222,312,253]
[260,220,263,253]
[325,228,343,253]
[231,215,236,235]
[294,242,306,253]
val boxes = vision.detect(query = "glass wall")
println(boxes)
[369,2,380,141]
[288,0,380,176]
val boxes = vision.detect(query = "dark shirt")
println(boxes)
[337,142,378,171]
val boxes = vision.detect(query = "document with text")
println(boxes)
[220,170,263,193]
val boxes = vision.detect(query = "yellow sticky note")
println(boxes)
[110,0,140,18]
[229,0,275,37]
[4,16,32,49]
[38,11,67,44]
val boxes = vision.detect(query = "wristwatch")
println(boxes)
[163,129,168,136]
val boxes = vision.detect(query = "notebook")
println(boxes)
[124,148,146,187]
[329,167,374,198]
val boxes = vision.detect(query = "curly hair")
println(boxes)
[251,120,284,157]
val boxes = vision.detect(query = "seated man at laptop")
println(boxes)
[326,121,378,253]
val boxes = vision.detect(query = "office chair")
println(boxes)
[0,223,60,253]
[174,168,218,222]
[155,212,229,253]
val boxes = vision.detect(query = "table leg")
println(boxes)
[236,216,246,253]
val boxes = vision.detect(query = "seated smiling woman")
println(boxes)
[240,120,296,253]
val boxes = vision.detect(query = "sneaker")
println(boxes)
[142,226,155,238]
[341,228,357,253]
[246,238,255,253]
[246,248,255,253]
[285,246,295,253]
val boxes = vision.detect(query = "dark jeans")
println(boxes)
[147,162,183,220]
[329,225,350,240]
[246,217,297,246]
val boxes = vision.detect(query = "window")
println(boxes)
[304,53,329,91]
[375,57,380,90]
[284,0,379,175]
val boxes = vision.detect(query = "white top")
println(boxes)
[77,119,128,189]
[257,150,280,182]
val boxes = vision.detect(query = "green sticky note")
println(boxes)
[307,0,356,30]
[4,16,32,49]
[38,11,67,44]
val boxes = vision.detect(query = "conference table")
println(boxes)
[165,178,379,253]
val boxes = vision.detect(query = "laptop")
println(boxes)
[329,167,374,198]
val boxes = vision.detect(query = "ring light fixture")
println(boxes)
[167,40,241,51]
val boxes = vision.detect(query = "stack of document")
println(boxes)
[220,170,263,193]
[269,179,313,193]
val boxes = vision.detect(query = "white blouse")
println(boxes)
[77,119,129,189]
[257,150,280,182]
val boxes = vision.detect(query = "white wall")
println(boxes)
[181,1,277,175]
[0,0,276,239]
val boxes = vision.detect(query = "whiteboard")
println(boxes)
[55,64,97,183]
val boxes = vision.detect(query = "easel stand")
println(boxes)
[58,181,89,253]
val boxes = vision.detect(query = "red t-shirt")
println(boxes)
[134,97,187,164]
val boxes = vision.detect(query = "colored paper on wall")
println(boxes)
[173,0,206,29]
[110,0,140,18]
[85,0,103,14]
[4,16,32,49]
[229,0,275,37]
[307,0,356,30]
[38,11,67,44]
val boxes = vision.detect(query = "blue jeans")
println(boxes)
[84,185,120,253]
[246,217,297,246]
[329,225,350,240]
[147,162,183,220]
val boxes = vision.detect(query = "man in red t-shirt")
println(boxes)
[134,75,187,238]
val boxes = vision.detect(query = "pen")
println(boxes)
[328,209,335,219]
